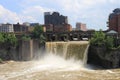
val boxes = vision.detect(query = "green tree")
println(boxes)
[32,25,44,39]
[32,25,46,43]
[6,34,18,47]
[90,30,106,46]
[90,30,114,49]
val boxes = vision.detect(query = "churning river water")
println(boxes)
[0,54,120,80]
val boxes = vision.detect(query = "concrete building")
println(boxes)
[108,8,120,33]
[0,23,14,32]
[44,12,68,25]
[76,22,87,31]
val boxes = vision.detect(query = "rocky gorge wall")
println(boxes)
[88,45,120,69]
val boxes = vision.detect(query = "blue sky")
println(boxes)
[0,0,119,30]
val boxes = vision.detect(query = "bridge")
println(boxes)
[45,30,95,41]
[10,30,118,41]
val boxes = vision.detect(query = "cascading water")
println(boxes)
[46,41,89,65]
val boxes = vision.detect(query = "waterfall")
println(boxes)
[46,41,89,65]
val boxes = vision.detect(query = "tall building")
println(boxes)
[76,22,87,31]
[108,8,120,33]
[0,23,14,32]
[44,12,68,25]
[44,12,71,32]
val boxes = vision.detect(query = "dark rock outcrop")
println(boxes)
[88,45,120,69]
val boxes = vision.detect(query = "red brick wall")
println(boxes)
[109,14,120,33]
[54,24,72,32]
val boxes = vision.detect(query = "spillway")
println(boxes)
[46,41,89,65]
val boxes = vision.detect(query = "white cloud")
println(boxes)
[0,5,21,23]
[0,4,50,24]
[20,6,54,23]
[0,5,38,23]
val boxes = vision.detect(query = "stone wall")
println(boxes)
[18,40,44,61]
[18,40,33,61]
[0,40,44,61]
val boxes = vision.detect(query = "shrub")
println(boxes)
[0,33,5,44]
[22,35,31,41]
[105,36,114,49]
[39,34,46,43]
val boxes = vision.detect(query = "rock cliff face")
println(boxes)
[88,46,120,69]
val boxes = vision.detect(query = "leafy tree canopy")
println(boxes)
[0,33,17,47]
[32,25,44,39]
[32,25,46,43]
[90,30,114,49]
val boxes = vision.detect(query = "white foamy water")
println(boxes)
[0,54,87,80]
[32,54,85,71]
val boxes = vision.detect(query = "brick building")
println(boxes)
[76,22,87,31]
[108,8,120,33]
[44,24,54,32]
[54,24,72,32]
[13,23,29,33]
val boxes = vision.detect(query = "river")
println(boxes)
[0,54,120,80]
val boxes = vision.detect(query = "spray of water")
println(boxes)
[32,53,85,71]
[1,53,86,80]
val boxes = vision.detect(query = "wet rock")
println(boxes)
[88,45,120,69]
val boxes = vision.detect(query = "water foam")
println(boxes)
[32,54,85,71]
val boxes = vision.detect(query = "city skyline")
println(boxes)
[0,0,119,30]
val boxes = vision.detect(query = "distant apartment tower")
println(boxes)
[44,12,71,32]
[108,8,120,33]
[44,12,68,25]
[0,23,14,32]
[76,22,87,31]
